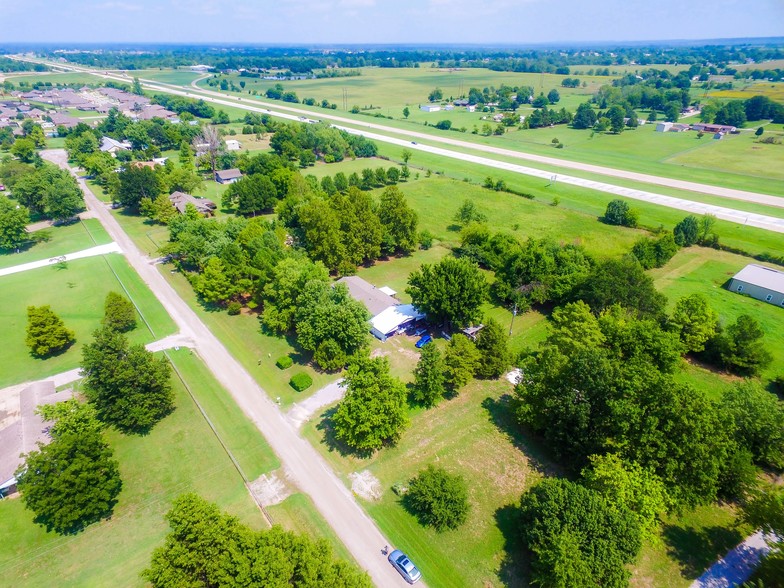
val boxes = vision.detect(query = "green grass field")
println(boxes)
[302,377,541,588]
[0,254,176,388]
[0,219,112,270]
[0,351,268,588]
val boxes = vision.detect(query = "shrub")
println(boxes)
[276,356,293,370]
[419,230,434,250]
[289,372,313,392]
[227,301,242,315]
[102,291,137,332]
[313,339,347,372]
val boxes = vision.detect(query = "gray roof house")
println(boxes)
[728,264,784,308]
[100,136,131,154]
[336,276,398,316]
[215,168,243,184]
[169,191,217,215]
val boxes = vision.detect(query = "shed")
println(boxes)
[370,304,426,341]
[225,139,242,151]
[728,264,784,307]
[215,168,243,184]
[655,122,673,132]
[420,104,441,112]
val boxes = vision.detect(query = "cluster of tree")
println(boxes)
[317,165,409,195]
[525,105,573,129]
[26,305,76,357]
[144,493,371,587]
[150,94,216,119]
[281,185,419,274]
[561,77,581,88]
[412,319,509,406]
[263,82,301,103]
[455,225,593,312]
[602,199,638,227]
[3,160,84,222]
[15,399,122,534]
[269,122,377,164]
[465,84,534,109]
[631,231,679,269]
[700,95,784,127]
[81,295,173,434]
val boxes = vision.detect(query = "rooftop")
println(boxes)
[336,275,398,316]
[732,264,784,295]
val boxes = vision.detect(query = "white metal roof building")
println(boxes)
[728,264,784,307]
[370,304,426,341]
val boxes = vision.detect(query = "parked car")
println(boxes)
[388,549,421,584]
[415,334,432,348]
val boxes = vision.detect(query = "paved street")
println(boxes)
[41,149,409,587]
[0,242,122,277]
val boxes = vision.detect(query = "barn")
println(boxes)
[728,264,784,307]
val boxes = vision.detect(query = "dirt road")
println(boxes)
[41,150,411,587]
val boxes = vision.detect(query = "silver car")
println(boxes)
[388,549,421,584]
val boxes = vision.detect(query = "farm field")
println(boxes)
[0,219,111,270]
[0,253,176,388]
[193,69,784,197]
[0,352,269,588]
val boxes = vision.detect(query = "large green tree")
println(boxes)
[668,293,718,353]
[0,197,29,250]
[712,314,772,376]
[378,186,418,255]
[15,401,121,534]
[444,333,481,390]
[102,291,137,332]
[602,199,638,227]
[474,318,509,379]
[144,493,371,588]
[519,479,642,588]
[221,173,278,216]
[576,257,667,320]
[262,255,330,333]
[25,305,75,356]
[412,342,447,406]
[407,256,488,328]
[81,327,174,434]
[721,381,784,470]
[332,356,409,453]
[406,465,470,532]
[295,282,370,369]
[115,165,162,208]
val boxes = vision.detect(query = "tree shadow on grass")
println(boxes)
[662,524,744,578]
[481,394,562,478]
[314,406,375,460]
[494,503,531,588]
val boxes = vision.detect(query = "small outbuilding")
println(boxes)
[420,104,441,113]
[215,168,243,184]
[728,264,784,307]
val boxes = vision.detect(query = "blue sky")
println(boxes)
[1,0,782,44]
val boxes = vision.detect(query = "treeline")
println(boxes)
[37,43,784,74]
[0,56,47,72]
[269,121,377,164]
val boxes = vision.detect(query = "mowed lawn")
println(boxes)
[302,377,544,588]
[388,176,645,257]
[0,352,270,588]
[0,219,112,270]
[0,254,177,388]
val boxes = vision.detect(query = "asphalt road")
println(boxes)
[41,149,412,587]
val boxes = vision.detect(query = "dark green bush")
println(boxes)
[276,356,294,370]
[227,301,242,315]
[289,372,313,392]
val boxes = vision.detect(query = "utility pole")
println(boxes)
[508,302,517,336]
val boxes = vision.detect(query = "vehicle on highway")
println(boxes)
[388,549,421,584]
[415,334,432,348]
[411,141,417,144]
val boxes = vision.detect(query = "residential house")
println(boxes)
[100,136,131,155]
[169,191,217,216]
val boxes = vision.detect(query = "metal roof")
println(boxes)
[336,276,398,316]
[732,264,784,294]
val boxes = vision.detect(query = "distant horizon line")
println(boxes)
[2,36,784,50]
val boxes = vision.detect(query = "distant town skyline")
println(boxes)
[1,0,781,45]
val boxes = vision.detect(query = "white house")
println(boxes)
[420,104,441,113]
[99,136,131,156]
[371,304,426,341]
